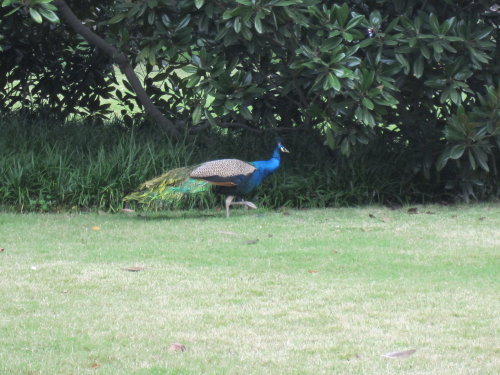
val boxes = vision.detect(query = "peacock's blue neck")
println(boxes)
[272,145,281,160]
[251,145,282,175]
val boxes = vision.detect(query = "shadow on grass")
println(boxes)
[131,212,219,221]
[120,208,271,221]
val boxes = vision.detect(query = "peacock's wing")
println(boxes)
[190,159,256,186]
[124,166,211,204]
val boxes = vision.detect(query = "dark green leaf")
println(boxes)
[468,150,477,170]
[421,45,431,59]
[240,106,252,120]
[362,97,374,110]
[192,104,202,125]
[429,13,440,34]
[273,0,298,6]
[424,78,447,88]
[192,55,201,67]
[342,32,353,42]
[148,11,155,25]
[254,16,263,34]
[395,54,410,74]
[340,138,351,155]
[359,38,375,48]
[182,65,198,74]
[413,55,424,78]
[472,147,490,172]
[471,27,493,40]
[38,8,59,23]
[186,75,201,88]
[234,17,241,33]
[176,14,191,31]
[335,3,349,26]
[369,10,381,26]
[345,15,364,31]
[243,72,252,85]
[441,17,455,34]
[204,109,217,127]
[3,5,20,17]
[161,13,171,27]
[327,73,341,91]
[109,12,126,24]
[449,144,465,159]
[436,151,450,171]
[29,8,43,24]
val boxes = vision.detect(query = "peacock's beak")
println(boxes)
[279,145,290,153]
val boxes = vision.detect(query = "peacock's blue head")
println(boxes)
[275,137,290,153]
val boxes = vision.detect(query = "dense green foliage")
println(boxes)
[1,0,499,204]
[0,1,117,118]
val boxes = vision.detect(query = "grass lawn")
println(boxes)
[0,204,498,374]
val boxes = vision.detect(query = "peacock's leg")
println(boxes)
[225,195,235,218]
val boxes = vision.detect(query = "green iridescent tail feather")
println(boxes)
[124,166,211,205]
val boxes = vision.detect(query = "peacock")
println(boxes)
[124,138,289,217]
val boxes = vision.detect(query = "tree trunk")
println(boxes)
[53,0,179,137]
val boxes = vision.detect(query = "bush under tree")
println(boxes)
[0,0,498,204]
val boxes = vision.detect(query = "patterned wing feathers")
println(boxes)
[190,159,255,183]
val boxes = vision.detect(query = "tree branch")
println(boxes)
[53,0,179,137]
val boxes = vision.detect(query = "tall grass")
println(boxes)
[1,112,445,212]
[0,114,201,211]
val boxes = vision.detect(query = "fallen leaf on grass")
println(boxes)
[90,362,100,369]
[218,231,238,236]
[245,239,259,245]
[91,226,101,231]
[382,349,416,358]
[168,343,186,352]
[308,270,319,274]
[407,207,419,214]
[124,267,144,272]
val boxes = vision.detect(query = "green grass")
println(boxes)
[0,204,499,374]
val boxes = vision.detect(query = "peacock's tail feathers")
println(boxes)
[124,166,212,205]
[137,166,195,190]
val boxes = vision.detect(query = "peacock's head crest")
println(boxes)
[275,137,290,153]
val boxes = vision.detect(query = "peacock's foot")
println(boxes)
[239,201,257,209]
[231,199,257,209]
[225,196,258,217]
